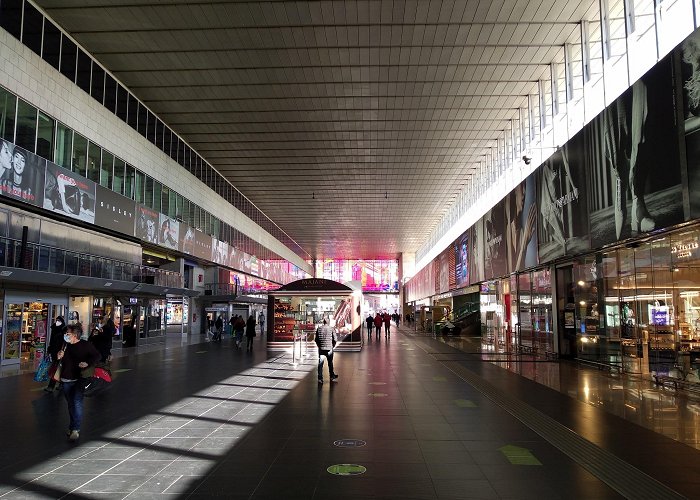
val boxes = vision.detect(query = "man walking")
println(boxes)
[315,319,338,384]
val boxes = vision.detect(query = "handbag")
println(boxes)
[51,362,62,382]
[33,356,51,382]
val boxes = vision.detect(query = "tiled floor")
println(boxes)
[0,326,699,499]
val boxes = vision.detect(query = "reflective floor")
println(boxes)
[1,325,699,498]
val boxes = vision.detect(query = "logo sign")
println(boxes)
[333,439,366,448]
[326,464,366,476]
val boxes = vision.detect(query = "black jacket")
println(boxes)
[61,340,101,380]
[47,322,67,358]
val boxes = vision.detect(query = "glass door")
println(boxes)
[517,272,533,352]
[532,268,554,354]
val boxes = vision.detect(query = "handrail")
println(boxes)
[0,236,183,288]
[204,282,274,296]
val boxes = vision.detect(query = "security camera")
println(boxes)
[522,155,532,165]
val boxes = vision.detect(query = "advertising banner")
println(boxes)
[505,174,538,273]
[454,231,469,287]
[469,222,485,285]
[135,204,159,244]
[438,248,450,293]
[587,55,682,248]
[193,229,213,261]
[680,29,700,218]
[483,198,507,280]
[0,140,45,206]
[158,214,179,250]
[43,162,96,223]
[537,133,589,262]
[179,224,195,255]
[95,185,136,236]
[211,238,229,266]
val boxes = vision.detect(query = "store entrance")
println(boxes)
[2,301,65,366]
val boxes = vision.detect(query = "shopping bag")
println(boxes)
[33,356,51,382]
[51,362,62,382]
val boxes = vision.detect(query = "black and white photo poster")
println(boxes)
[0,140,45,207]
[537,133,589,262]
[483,199,507,280]
[505,174,538,273]
[211,238,228,265]
[43,162,96,223]
[135,205,159,244]
[469,223,484,284]
[179,224,195,255]
[587,55,683,248]
[681,27,700,218]
[95,185,135,235]
[158,214,179,250]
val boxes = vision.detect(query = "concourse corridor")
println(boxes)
[0,326,698,499]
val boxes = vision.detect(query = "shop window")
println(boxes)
[36,111,54,161]
[60,36,77,83]
[90,62,105,104]
[86,141,101,183]
[72,132,87,177]
[0,87,17,143]
[22,0,43,57]
[54,122,72,170]
[112,156,125,194]
[100,149,113,188]
[115,84,128,122]
[15,99,37,153]
[75,49,92,94]
[41,20,60,71]
[0,0,22,41]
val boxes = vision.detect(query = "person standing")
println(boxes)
[215,315,224,342]
[88,317,113,363]
[383,311,391,338]
[234,315,245,349]
[365,314,374,339]
[258,311,266,336]
[45,315,67,392]
[245,314,256,352]
[315,319,337,384]
[57,323,101,441]
[374,313,383,340]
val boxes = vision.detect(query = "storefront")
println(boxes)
[1,291,67,366]
[267,278,361,351]
[166,299,189,325]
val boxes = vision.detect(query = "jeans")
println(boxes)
[318,350,335,380]
[62,380,84,431]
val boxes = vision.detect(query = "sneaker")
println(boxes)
[331,374,339,380]
[68,430,80,441]
[318,378,323,384]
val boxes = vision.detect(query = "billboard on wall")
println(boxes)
[483,198,507,280]
[454,232,469,287]
[211,238,228,265]
[135,204,159,244]
[158,214,179,250]
[537,133,589,263]
[587,55,683,248]
[438,248,450,293]
[469,222,484,284]
[680,29,700,218]
[95,185,136,235]
[179,224,195,254]
[0,140,45,207]
[505,174,538,273]
[193,229,213,261]
[43,162,96,223]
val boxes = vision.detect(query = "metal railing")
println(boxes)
[204,282,276,296]
[0,236,183,288]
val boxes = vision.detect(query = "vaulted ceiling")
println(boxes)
[35,0,596,260]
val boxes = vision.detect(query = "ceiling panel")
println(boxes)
[35,0,596,260]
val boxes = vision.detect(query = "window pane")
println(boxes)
[104,74,116,113]
[137,104,148,137]
[124,163,135,199]
[184,145,191,171]
[146,111,155,143]
[36,111,54,161]
[145,175,154,209]
[60,36,77,82]
[152,179,161,212]
[113,157,125,194]
[584,18,606,120]
[22,0,43,57]
[0,0,22,40]
[0,87,16,142]
[163,127,172,157]
[55,122,72,169]
[42,20,60,71]
[567,41,585,133]
[161,185,169,216]
[86,141,100,183]
[76,49,91,94]
[15,99,37,152]
[134,170,145,203]
[116,84,128,122]
[176,193,183,221]
[100,149,113,188]
[155,118,164,150]
[178,140,185,166]
[72,132,87,177]
[657,0,695,57]
[603,0,630,105]
[90,62,104,104]
[627,0,658,82]
[127,94,138,130]
[171,136,179,162]
[168,189,176,217]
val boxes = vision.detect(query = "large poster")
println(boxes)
[454,232,469,287]
[483,199,507,279]
[211,238,228,265]
[43,162,96,223]
[135,205,159,244]
[505,174,538,272]
[587,55,683,248]
[95,185,135,235]
[0,140,45,206]
[469,223,484,284]
[537,133,589,262]
[193,229,213,261]
[179,224,195,255]
[158,214,179,250]
[681,28,700,218]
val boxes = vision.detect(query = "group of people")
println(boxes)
[216,314,256,351]
[365,311,397,339]
[44,316,113,441]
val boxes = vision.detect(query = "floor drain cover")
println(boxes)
[334,439,367,448]
[327,464,367,476]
